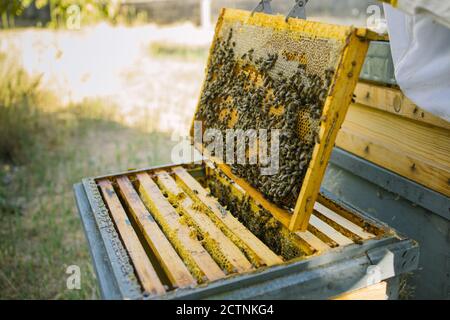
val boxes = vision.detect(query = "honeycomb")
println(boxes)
[194,9,348,209]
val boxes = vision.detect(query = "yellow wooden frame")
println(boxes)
[378,0,398,8]
[190,8,370,231]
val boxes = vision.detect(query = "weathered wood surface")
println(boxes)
[172,166,283,267]
[98,179,166,295]
[116,176,196,288]
[154,170,254,274]
[136,172,225,282]
[337,102,450,197]
[333,281,388,300]
[354,82,450,130]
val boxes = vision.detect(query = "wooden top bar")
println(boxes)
[116,176,196,288]
[98,179,166,296]
[314,202,374,240]
[172,166,283,267]
[154,170,254,274]
[135,172,226,282]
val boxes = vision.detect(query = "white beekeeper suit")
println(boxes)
[383,1,450,122]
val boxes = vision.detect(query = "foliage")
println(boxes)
[0,53,176,298]
[149,42,208,61]
[0,54,59,164]
[0,0,121,27]
[0,1,32,16]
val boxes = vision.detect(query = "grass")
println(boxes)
[0,54,59,165]
[149,42,208,61]
[0,61,177,299]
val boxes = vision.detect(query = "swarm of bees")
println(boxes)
[206,174,302,260]
[196,27,335,209]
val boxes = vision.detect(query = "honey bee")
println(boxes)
[198,27,334,207]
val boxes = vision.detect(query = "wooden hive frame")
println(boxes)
[190,9,371,231]
[86,162,387,298]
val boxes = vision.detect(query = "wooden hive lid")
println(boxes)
[190,8,370,231]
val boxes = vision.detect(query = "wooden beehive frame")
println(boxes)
[77,160,421,300]
[190,8,370,231]
[89,162,385,297]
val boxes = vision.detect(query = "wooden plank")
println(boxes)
[317,194,385,237]
[348,99,450,165]
[333,282,388,300]
[289,26,370,231]
[294,230,331,253]
[309,214,354,246]
[135,172,225,283]
[204,164,332,255]
[354,82,450,131]
[314,202,374,240]
[355,28,389,41]
[115,176,196,288]
[337,103,450,197]
[337,127,450,197]
[154,171,254,274]
[212,167,358,251]
[202,153,292,228]
[171,166,283,267]
[97,179,166,296]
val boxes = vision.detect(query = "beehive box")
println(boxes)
[74,9,419,299]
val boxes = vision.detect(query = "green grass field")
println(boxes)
[0,61,177,299]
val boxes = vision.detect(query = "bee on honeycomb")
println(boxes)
[196,24,338,209]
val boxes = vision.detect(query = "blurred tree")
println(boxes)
[0,0,121,28]
[0,0,32,27]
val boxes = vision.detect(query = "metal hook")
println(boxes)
[286,0,308,22]
[251,0,273,16]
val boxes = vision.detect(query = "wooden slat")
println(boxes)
[171,166,283,267]
[288,25,369,231]
[135,172,225,282]
[317,194,384,237]
[201,152,292,228]
[337,128,450,197]
[115,176,196,288]
[98,179,166,296]
[204,164,332,254]
[333,282,388,300]
[355,28,389,41]
[354,82,450,130]
[202,149,368,245]
[337,103,450,196]
[154,171,253,274]
[294,230,331,253]
[344,104,449,164]
[204,161,272,217]
[314,202,374,240]
[309,214,353,246]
